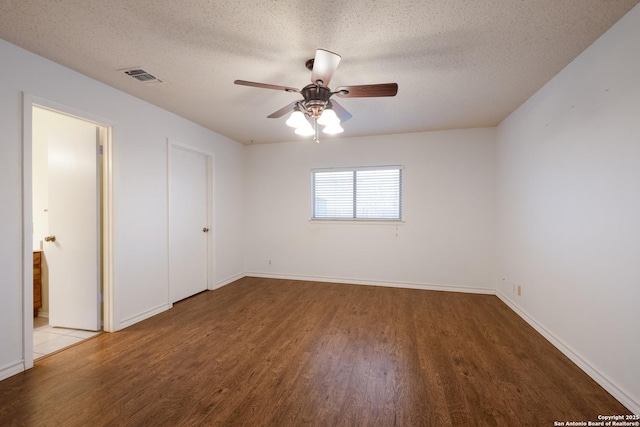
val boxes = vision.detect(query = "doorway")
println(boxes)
[22,95,114,369]
[31,106,105,358]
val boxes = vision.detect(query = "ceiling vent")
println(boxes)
[120,68,164,84]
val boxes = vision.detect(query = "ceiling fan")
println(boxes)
[234,49,398,142]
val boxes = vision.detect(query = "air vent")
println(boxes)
[120,68,164,84]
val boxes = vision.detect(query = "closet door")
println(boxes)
[168,143,210,303]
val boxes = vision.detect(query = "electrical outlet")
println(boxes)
[268,260,272,266]
[517,285,522,296]
[512,283,516,292]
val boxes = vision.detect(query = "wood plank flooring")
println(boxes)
[0,277,630,426]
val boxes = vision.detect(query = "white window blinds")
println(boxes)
[312,166,402,220]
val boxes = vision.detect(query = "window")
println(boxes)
[312,166,402,220]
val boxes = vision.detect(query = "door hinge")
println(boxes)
[99,145,104,155]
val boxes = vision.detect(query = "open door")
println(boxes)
[45,114,101,331]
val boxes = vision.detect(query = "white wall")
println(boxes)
[496,5,640,413]
[0,39,245,380]
[245,129,497,292]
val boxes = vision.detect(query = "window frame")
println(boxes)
[311,165,403,222]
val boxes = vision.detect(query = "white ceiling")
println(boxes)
[1,1,637,144]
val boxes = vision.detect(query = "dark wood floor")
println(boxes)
[0,277,629,426]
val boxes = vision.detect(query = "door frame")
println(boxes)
[167,139,215,306]
[22,93,116,370]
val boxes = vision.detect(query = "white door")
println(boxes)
[46,120,101,331]
[169,145,210,303]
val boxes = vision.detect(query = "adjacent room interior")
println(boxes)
[0,1,638,424]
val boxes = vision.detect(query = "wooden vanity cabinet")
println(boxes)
[33,251,42,317]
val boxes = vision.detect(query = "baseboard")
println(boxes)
[0,360,24,382]
[118,303,171,330]
[211,273,246,290]
[246,272,495,295]
[117,275,246,330]
[496,291,639,414]
[37,311,49,318]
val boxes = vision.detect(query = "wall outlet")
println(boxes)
[517,285,522,296]
[512,283,516,292]
[268,260,272,266]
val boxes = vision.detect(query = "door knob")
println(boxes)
[203,228,209,233]
[44,235,56,242]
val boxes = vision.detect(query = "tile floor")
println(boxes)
[33,317,101,360]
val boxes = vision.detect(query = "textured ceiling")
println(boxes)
[0,1,638,144]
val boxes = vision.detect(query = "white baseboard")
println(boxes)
[246,272,495,295]
[0,360,24,382]
[496,291,639,414]
[116,274,247,331]
[211,273,246,290]
[118,303,171,330]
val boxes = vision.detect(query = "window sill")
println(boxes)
[309,219,405,225]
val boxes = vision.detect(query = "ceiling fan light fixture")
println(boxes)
[322,123,344,134]
[286,109,307,128]
[317,107,340,126]
[234,49,398,142]
[295,120,315,136]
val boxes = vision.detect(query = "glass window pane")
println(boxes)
[313,171,354,218]
[312,167,402,220]
[356,169,401,219]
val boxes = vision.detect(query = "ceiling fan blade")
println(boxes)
[267,101,301,118]
[311,49,341,87]
[335,83,398,98]
[234,80,299,93]
[330,100,352,123]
